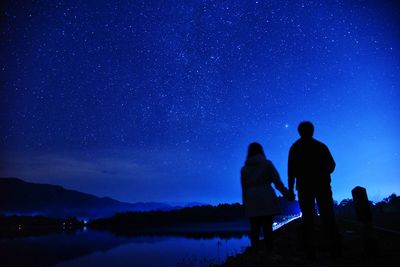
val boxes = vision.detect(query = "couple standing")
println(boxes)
[240,121,341,258]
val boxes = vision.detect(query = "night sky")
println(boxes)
[1,0,399,204]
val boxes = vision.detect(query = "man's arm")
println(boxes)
[288,146,296,192]
[325,145,336,174]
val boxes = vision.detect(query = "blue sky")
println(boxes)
[1,0,399,203]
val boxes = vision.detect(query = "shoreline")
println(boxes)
[215,218,400,267]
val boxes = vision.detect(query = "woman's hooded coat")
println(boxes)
[241,154,289,218]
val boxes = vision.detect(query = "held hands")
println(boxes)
[285,190,296,202]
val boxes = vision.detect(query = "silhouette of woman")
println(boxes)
[241,142,290,251]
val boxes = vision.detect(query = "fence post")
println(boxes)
[351,186,379,256]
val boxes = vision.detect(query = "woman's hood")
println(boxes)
[245,154,268,165]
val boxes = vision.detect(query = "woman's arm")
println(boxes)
[268,161,290,196]
[240,168,246,206]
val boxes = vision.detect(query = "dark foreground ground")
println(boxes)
[215,218,399,267]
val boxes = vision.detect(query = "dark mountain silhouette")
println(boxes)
[0,177,172,218]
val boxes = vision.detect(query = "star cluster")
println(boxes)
[1,0,399,203]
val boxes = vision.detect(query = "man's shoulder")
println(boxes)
[290,138,329,150]
[290,139,302,149]
[312,138,329,149]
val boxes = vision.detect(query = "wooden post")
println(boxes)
[352,186,372,223]
[351,186,379,256]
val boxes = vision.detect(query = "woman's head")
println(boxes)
[246,142,266,159]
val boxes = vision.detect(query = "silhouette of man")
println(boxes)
[288,121,341,258]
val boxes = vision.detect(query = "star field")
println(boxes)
[1,0,399,203]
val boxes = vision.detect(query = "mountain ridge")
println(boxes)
[0,177,174,218]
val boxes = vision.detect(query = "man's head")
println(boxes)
[298,121,314,139]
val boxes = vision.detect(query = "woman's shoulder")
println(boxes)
[240,166,246,174]
[240,165,250,175]
[263,160,277,173]
[263,159,273,167]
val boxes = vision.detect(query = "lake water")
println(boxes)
[0,228,248,267]
[59,233,248,267]
[0,216,299,267]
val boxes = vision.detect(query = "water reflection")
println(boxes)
[0,229,248,267]
[57,234,248,267]
[0,216,299,267]
[0,230,124,267]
